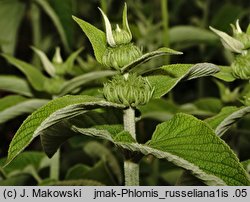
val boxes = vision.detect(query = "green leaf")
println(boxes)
[0,95,27,112]
[2,151,49,177]
[214,66,236,82]
[241,160,250,174]
[0,97,49,124]
[121,47,183,73]
[72,16,107,63]
[63,47,84,74]
[49,0,73,48]
[209,26,244,53]
[84,141,122,184]
[1,54,49,91]
[0,0,25,54]
[147,63,219,99]
[205,106,250,137]
[6,95,125,166]
[31,46,55,77]
[53,179,105,186]
[193,97,223,114]
[65,164,90,179]
[0,174,30,186]
[73,113,250,185]
[58,70,116,96]
[169,26,218,45]
[65,161,115,185]
[41,109,123,157]
[120,114,250,185]
[0,75,33,97]
[34,0,70,51]
[138,99,179,121]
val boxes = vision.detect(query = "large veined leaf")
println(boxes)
[121,47,183,73]
[146,63,219,99]
[206,106,250,137]
[1,54,49,91]
[72,16,107,63]
[0,97,49,124]
[58,70,116,96]
[74,113,250,185]
[5,95,125,166]
[0,75,33,97]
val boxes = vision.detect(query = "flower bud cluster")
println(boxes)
[232,51,250,80]
[103,74,154,107]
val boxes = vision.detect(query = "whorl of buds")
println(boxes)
[232,20,250,50]
[231,51,250,80]
[101,44,142,70]
[103,74,154,107]
[99,3,143,70]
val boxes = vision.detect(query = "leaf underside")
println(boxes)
[6,95,125,166]
[206,106,250,136]
[146,63,219,99]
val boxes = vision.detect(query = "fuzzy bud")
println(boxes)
[101,43,142,70]
[103,74,154,107]
[112,25,132,45]
[232,51,250,80]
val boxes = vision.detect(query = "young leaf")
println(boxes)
[58,70,116,96]
[214,66,236,82]
[0,97,49,124]
[63,47,84,73]
[206,106,250,137]
[1,54,49,91]
[147,63,219,99]
[5,95,125,166]
[31,46,56,77]
[0,75,33,97]
[72,16,107,63]
[121,47,183,73]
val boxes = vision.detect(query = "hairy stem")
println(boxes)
[123,107,139,185]
[50,149,60,180]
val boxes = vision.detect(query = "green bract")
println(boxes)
[210,20,250,54]
[103,74,154,107]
